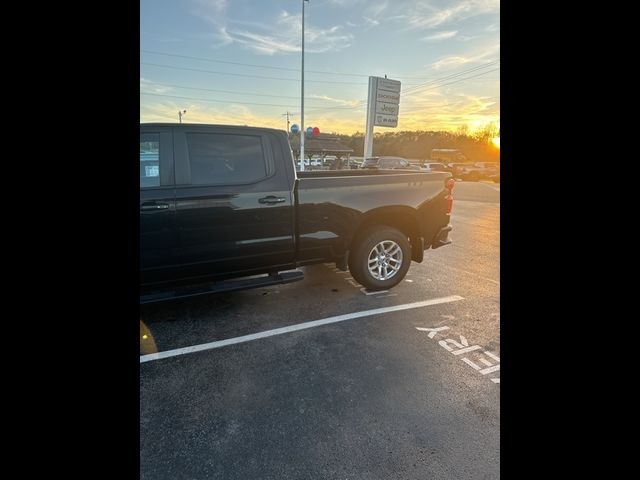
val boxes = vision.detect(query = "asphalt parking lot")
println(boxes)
[140,181,500,479]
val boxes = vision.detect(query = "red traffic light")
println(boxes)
[312,127,320,137]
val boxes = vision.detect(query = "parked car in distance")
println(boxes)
[361,156,421,170]
[422,162,449,173]
[458,162,500,181]
[447,163,471,178]
[295,159,323,170]
[431,148,468,163]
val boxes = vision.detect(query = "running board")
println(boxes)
[140,270,304,304]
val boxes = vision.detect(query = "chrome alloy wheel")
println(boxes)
[367,240,403,281]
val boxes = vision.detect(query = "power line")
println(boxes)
[142,50,367,77]
[401,96,500,114]
[141,49,448,80]
[403,68,500,97]
[402,95,500,109]
[306,70,499,113]
[141,91,499,123]
[140,61,457,86]
[141,62,367,85]
[141,82,302,100]
[140,64,500,115]
[140,92,343,109]
[306,102,366,112]
[403,60,500,95]
[140,70,497,114]
[306,62,500,113]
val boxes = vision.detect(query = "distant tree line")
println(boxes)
[332,124,500,162]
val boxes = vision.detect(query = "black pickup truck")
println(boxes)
[140,123,454,303]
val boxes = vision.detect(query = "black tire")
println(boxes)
[348,226,412,290]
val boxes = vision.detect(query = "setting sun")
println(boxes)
[492,137,500,149]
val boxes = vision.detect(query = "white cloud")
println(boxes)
[195,0,227,13]
[210,26,233,48]
[408,0,499,30]
[327,0,365,5]
[227,30,300,55]
[367,1,389,18]
[398,92,500,131]
[191,0,229,45]
[422,30,458,41]
[192,2,357,55]
[222,10,353,55]
[362,17,380,27]
[140,78,173,94]
[308,94,360,107]
[430,43,500,69]
[353,0,391,29]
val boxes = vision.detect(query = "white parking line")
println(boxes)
[427,259,500,286]
[359,287,389,295]
[140,295,464,363]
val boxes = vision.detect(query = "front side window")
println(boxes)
[140,133,160,188]
[186,133,266,185]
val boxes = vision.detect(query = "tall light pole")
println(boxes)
[300,0,309,171]
[178,109,187,123]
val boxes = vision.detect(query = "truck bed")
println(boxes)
[297,169,446,179]
[294,169,451,266]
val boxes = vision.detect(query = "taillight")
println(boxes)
[445,177,454,214]
[446,178,455,191]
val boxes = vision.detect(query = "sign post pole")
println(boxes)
[364,76,377,159]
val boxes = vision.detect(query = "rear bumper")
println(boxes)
[431,225,452,249]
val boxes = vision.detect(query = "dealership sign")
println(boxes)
[364,76,401,157]
[372,77,400,127]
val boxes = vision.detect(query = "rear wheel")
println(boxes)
[348,227,412,290]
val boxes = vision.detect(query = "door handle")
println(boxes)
[258,196,286,205]
[140,202,170,211]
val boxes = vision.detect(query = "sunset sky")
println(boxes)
[140,0,499,135]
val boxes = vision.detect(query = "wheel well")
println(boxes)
[351,210,421,260]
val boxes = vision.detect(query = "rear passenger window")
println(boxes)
[140,133,160,188]
[186,133,267,185]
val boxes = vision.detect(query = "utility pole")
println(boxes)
[281,111,290,132]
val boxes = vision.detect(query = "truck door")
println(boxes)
[140,126,179,286]
[173,126,295,281]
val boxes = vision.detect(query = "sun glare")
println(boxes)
[492,137,500,148]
